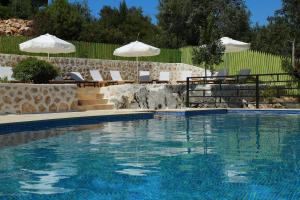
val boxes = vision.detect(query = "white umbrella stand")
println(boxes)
[19,33,76,60]
[113,41,160,82]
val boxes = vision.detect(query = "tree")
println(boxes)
[157,0,189,48]
[34,0,88,40]
[251,17,292,56]
[158,0,251,48]
[192,13,225,77]
[279,0,300,70]
[97,1,159,45]
[9,0,33,19]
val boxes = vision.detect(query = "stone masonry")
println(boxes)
[0,83,78,115]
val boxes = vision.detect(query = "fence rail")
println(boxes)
[186,73,300,109]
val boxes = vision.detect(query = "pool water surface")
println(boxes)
[0,114,300,199]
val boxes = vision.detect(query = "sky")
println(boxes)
[68,0,282,26]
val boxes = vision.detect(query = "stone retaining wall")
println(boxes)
[0,53,206,83]
[0,83,78,115]
[99,84,261,110]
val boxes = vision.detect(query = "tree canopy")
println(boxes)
[0,0,47,19]
[158,0,251,48]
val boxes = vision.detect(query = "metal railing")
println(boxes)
[186,73,300,109]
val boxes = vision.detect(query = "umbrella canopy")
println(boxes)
[220,37,250,53]
[19,33,76,55]
[113,41,160,82]
[113,41,160,57]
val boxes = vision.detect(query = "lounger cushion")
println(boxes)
[90,70,104,81]
[179,71,192,81]
[159,72,170,81]
[0,66,14,80]
[139,71,150,82]
[68,72,85,81]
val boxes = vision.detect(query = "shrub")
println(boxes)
[12,57,60,84]
[0,77,9,83]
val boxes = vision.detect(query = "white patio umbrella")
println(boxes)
[113,41,160,82]
[220,37,250,70]
[19,33,76,59]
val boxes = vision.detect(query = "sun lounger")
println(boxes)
[89,70,108,87]
[0,66,14,81]
[0,66,26,83]
[177,71,196,83]
[199,69,228,84]
[110,71,134,84]
[139,71,152,84]
[225,69,252,83]
[51,72,97,87]
[156,72,170,84]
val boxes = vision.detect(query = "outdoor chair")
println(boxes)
[200,69,229,84]
[89,70,109,87]
[156,71,170,84]
[0,66,13,81]
[225,69,252,83]
[177,71,198,84]
[139,71,152,84]
[0,66,25,83]
[109,71,134,84]
[57,72,99,87]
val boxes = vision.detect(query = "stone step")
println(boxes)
[76,88,100,94]
[77,104,114,111]
[76,93,104,100]
[78,99,108,106]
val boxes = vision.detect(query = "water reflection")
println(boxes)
[0,114,299,199]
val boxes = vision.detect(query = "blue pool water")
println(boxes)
[0,113,300,199]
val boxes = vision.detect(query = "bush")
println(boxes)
[12,58,60,84]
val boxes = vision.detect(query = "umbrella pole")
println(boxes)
[136,57,139,83]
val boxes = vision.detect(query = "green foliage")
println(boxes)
[158,0,251,48]
[10,0,33,19]
[33,0,160,46]
[97,1,159,45]
[251,17,292,56]
[0,77,9,83]
[12,57,59,84]
[0,5,11,19]
[251,0,300,58]
[34,0,89,41]
[282,58,300,81]
[192,13,225,75]
[0,0,47,19]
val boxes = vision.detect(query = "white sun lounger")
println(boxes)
[110,70,134,84]
[157,71,170,83]
[89,70,108,86]
[139,71,151,83]
[177,71,193,83]
[0,66,14,81]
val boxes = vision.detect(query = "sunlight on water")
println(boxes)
[0,114,300,199]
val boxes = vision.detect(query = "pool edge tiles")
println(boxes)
[228,109,300,115]
[155,108,228,116]
[0,112,154,135]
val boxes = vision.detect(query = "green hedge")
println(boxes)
[0,36,181,63]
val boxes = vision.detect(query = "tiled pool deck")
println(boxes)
[1,108,300,134]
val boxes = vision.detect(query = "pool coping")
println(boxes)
[0,110,155,134]
[228,108,300,115]
[1,108,300,134]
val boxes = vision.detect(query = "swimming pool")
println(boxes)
[0,113,300,199]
